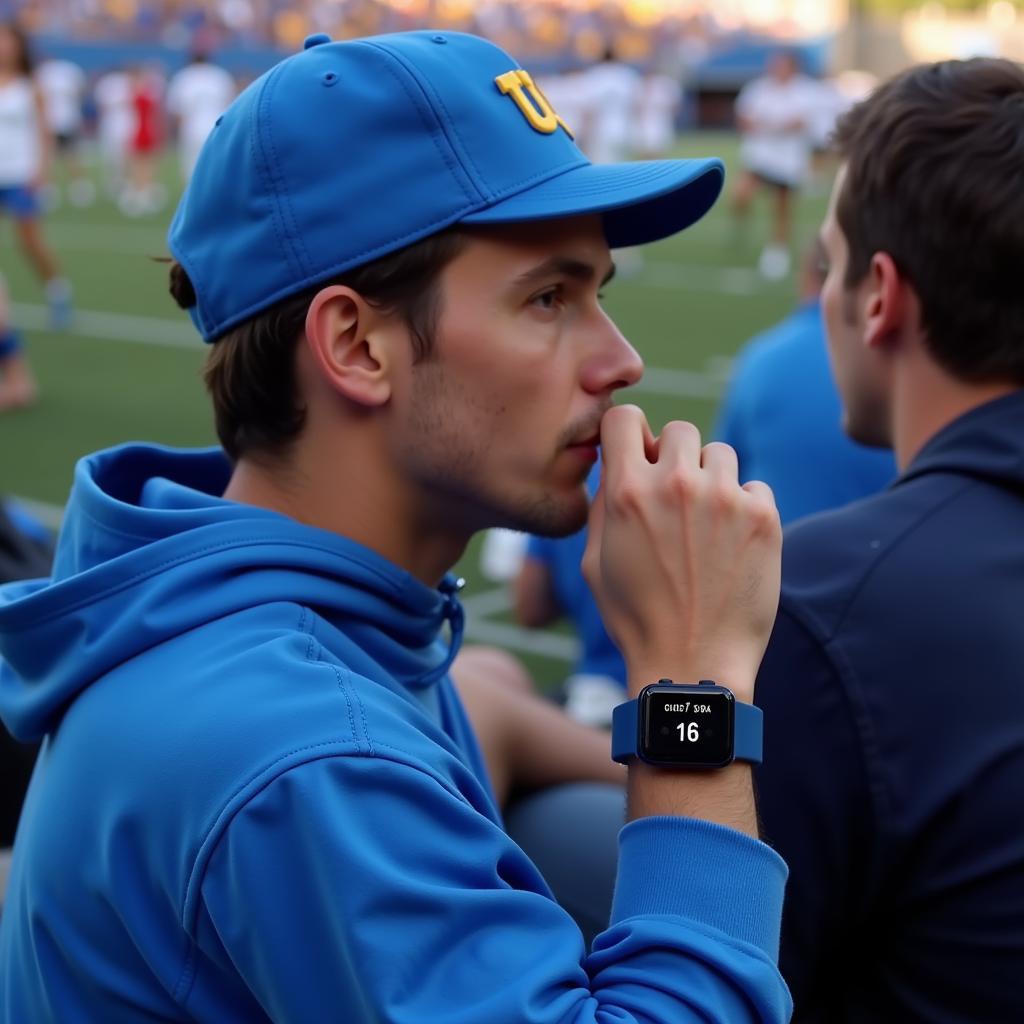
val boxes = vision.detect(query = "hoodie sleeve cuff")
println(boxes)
[612,816,788,960]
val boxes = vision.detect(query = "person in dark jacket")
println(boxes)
[754,57,1024,1023]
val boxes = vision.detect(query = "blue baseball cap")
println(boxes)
[169,30,724,343]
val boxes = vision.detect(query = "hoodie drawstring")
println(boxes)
[415,574,465,686]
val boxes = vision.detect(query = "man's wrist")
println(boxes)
[627,762,758,838]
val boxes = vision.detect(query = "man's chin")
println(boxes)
[508,490,590,539]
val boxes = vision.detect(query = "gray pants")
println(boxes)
[504,782,625,946]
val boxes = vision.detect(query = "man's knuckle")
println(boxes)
[609,481,644,515]
[711,481,740,512]
[663,469,695,502]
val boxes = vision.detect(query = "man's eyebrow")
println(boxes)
[514,256,617,289]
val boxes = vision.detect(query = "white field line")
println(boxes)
[461,585,577,662]
[0,847,11,903]
[10,303,729,400]
[464,616,578,662]
[639,261,765,295]
[9,496,65,530]
[29,221,170,254]
[459,586,518,618]
[634,364,727,399]
[10,303,199,349]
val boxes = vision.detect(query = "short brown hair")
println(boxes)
[833,58,1024,384]
[170,230,466,461]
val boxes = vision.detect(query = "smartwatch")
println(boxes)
[612,680,763,769]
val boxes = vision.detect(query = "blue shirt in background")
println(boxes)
[715,299,896,524]
[526,461,625,685]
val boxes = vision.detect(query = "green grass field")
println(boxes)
[0,135,832,687]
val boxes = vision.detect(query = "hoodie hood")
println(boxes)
[0,444,464,742]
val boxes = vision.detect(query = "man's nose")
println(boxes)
[581,318,644,394]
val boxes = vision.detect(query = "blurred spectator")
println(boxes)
[715,239,896,524]
[0,0,818,70]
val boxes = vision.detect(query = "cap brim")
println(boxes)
[460,157,724,248]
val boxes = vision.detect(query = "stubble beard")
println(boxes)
[403,364,595,539]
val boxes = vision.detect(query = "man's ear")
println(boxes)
[303,285,393,407]
[863,252,912,352]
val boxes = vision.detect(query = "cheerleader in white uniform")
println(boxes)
[0,22,72,333]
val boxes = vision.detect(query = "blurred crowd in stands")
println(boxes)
[1,0,817,71]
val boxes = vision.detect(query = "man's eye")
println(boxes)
[533,288,561,310]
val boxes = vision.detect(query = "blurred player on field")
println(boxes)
[0,22,72,330]
[576,45,643,165]
[120,64,166,217]
[534,70,587,149]
[577,45,645,273]
[166,49,235,184]
[93,66,133,201]
[35,54,94,207]
[633,68,682,159]
[732,49,820,281]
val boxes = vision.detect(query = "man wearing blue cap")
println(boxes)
[0,32,789,1021]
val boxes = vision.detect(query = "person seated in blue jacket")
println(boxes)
[754,57,1024,1022]
[514,457,627,729]
[715,240,896,525]
[0,31,791,1022]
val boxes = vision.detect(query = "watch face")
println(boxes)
[641,685,735,768]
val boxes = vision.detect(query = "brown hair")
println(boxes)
[833,58,1024,384]
[169,230,466,462]
[0,22,34,76]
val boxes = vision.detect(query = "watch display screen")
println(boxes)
[641,686,734,768]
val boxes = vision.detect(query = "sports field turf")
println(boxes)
[0,134,832,686]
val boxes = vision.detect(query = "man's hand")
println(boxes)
[583,406,781,703]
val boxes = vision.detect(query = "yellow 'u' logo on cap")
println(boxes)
[495,70,573,138]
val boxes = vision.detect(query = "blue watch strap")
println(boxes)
[611,687,763,765]
[734,701,763,764]
[611,698,638,763]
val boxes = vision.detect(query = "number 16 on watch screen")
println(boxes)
[644,695,733,765]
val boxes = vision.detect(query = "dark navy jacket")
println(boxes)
[755,391,1024,1023]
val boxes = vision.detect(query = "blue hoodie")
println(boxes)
[0,444,790,1023]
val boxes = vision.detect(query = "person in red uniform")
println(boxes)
[121,65,165,216]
